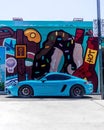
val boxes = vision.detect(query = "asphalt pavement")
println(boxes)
[0,94,104,130]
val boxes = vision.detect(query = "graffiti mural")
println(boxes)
[0,27,41,89]
[0,22,99,92]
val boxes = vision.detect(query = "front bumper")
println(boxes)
[86,84,93,94]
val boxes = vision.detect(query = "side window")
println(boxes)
[60,75,70,80]
[46,74,70,80]
[46,75,55,80]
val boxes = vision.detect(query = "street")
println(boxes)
[0,93,101,101]
[0,94,104,130]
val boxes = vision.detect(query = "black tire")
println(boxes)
[18,85,34,98]
[70,85,85,98]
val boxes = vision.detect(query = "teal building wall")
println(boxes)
[0,20,100,93]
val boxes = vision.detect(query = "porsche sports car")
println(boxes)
[5,72,93,98]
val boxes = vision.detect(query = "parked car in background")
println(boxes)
[5,72,93,98]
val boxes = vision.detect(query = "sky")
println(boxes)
[0,0,104,21]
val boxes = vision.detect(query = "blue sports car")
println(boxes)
[5,72,93,98]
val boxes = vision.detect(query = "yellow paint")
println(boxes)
[30,32,36,38]
[41,64,46,67]
[85,48,97,64]
[45,46,50,49]
[24,29,41,43]
[55,31,58,36]
[62,33,65,37]
[84,77,87,80]
[71,40,73,44]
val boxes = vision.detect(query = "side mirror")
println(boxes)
[41,78,47,83]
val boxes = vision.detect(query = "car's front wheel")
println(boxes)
[70,85,85,98]
[18,85,34,98]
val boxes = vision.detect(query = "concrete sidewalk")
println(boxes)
[0,96,104,130]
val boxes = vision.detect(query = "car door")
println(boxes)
[42,74,68,96]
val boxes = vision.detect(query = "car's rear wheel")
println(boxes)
[70,85,85,98]
[18,85,34,97]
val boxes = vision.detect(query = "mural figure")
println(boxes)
[73,37,98,92]
[32,30,75,78]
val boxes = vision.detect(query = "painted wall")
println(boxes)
[0,21,99,93]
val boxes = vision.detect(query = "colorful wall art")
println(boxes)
[0,21,100,93]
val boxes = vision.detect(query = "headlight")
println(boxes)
[84,81,92,85]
